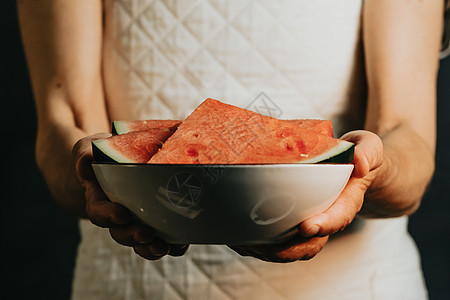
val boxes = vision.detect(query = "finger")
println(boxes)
[73,133,111,182]
[133,245,166,261]
[72,133,133,227]
[133,238,171,260]
[228,245,251,257]
[84,180,133,227]
[340,130,383,178]
[148,238,171,256]
[299,178,366,237]
[168,244,190,257]
[262,235,328,263]
[229,245,270,262]
[109,223,154,247]
[231,235,328,263]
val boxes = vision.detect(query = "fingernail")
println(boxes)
[301,225,320,237]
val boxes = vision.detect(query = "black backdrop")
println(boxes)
[2,1,449,299]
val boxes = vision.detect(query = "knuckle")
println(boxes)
[344,215,353,227]
[88,216,108,228]
[85,205,99,225]
[86,204,109,228]
[71,139,84,158]
[133,246,148,259]
[300,247,321,261]
[301,250,319,261]
[109,228,124,245]
[337,214,354,232]
[110,228,135,247]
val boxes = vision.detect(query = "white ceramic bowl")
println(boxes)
[92,163,353,245]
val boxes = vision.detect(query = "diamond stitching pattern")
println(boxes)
[106,0,366,122]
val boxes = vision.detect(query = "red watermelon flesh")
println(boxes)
[113,119,332,137]
[148,99,353,164]
[92,128,176,163]
[284,119,333,137]
[112,120,181,135]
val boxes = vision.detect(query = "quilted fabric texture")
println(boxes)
[102,0,367,135]
[72,0,427,299]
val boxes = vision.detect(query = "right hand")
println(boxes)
[72,134,189,260]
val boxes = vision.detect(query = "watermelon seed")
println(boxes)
[296,141,307,152]
[187,148,199,157]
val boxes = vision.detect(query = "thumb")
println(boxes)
[340,130,383,179]
[72,133,111,182]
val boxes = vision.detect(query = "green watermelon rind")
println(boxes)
[111,121,129,135]
[94,129,355,164]
[299,140,355,164]
[319,143,354,164]
[92,139,136,163]
[92,140,354,164]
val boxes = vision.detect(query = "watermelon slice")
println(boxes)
[112,120,181,135]
[92,128,176,163]
[148,99,353,164]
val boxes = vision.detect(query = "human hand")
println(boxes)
[230,130,383,263]
[72,134,189,260]
[298,130,383,237]
[229,236,329,263]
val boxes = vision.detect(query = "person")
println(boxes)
[18,0,447,299]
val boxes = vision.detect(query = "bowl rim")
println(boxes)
[92,162,354,168]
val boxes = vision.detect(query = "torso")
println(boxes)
[71,1,427,299]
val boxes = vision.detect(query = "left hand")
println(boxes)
[229,130,383,263]
[73,134,190,260]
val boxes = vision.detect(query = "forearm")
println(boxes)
[32,83,108,217]
[18,0,109,217]
[359,0,442,218]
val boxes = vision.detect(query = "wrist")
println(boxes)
[358,127,434,218]
[35,124,88,218]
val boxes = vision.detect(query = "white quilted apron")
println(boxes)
[72,1,428,299]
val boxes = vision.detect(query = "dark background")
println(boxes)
[2,1,449,299]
